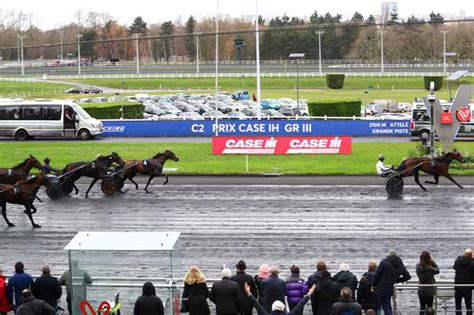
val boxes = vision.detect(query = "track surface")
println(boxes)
[1,178,472,312]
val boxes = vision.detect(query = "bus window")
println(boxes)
[22,106,42,120]
[42,105,61,120]
[0,106,21,120]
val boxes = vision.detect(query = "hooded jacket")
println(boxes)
[416,262,440,297]
[333,271,358,294]
[373,255,411,295]
[134,282,164,315]
[356,271,380,311]
[311,276,339,315]
[453,255,474,286]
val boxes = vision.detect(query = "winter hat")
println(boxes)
[272,301,285,312]
[258,264,271,279]
[339,263,350,272]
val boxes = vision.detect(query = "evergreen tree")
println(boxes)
[365,15,376,25]
[161,21,175,64]
[80,28,98,61]
[129,16,148,35]
[185,16,196,60]
[429,12,444,24]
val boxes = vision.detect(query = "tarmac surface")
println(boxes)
[1,175,472,313]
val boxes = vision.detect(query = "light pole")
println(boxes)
[380,30,385,73]
[77,34,83,75]
[289,53,305,113]
[215,0,219,100]
[60,31,63,60]
[441,30,448,73]
[135,33,140,75]
[195,33,200,74]
[255,0,262,119]
[18,35,25,76]
[316,31,323,75]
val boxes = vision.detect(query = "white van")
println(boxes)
[0,99,103,140]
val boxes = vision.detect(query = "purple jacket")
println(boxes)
[285,274,308,307]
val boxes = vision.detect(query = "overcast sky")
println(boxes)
[3,0,472,30]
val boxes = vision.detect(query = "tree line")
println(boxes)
[0,10,472,63]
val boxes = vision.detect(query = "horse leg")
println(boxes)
[73,183,79,195]
[30,204,38,214]
[128,175,139,190]
[444,173,464,189]
[24,204,41,228]
[85,178,99,198]
[144,175,155,193]
[425,174,439,185]
[1,202,14,227]
[414,170,427,191]
[35,196,43,203]
[163,174,169,185]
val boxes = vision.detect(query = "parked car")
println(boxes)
[66,87,81,94]
[260,99,281,110]
[84,87,103,94]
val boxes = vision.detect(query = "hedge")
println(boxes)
[82,104,143,119]
[423,76,443,91]
[326,74,345,89]
[308,100,361,117]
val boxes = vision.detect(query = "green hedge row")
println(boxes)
[423,76,443,91]
[82,104,143,119]
[326,74,345,89]
[308,100,361,117]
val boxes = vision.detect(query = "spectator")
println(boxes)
[453,248,474,315]
[134,281,164,315]
[333,263,358,295]
[311,271,339,315]
[244,282,316,315]
[307,261,330,288]
[7,261,33,311]
[255,264,271,304]
[330,287,362,315]
[416,251,439,315]
[262,266,287,312]
[230,260,257,315]
[59,260,93,315]
[357,261,381,312]
[32,265,62,310]
[0,267,12,315]
[181,266,210,315]
[373,250,411,315]
[15,289,55,315]
[366,310,376,315]
[285,265,308,314]
[210,267,242,315]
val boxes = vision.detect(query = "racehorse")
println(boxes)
[61,152,125,198]
[0,155,42,184]
[398,151,465,191]
[121,150,180,193]
[0,173,49,228]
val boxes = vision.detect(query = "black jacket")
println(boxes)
[230,271,257,313]
[32,275,62,309]
[416,262,440,297]
[249,295,310,315]
[453,255,474,286]
[330,299,362,315]
[182,282,210,315]
[333,271,358,295]
[307,271,326,288]
[262,275,287,313]
[134,282,164,315]
[356,271,380,311]
[373,255,411,295]
[210,277,242,315]
[15,296,55,315]
[311,279,339,315]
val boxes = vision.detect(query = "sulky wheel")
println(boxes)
[46,181,64,199]
[101,176,118,196]
[386,176,404,196]
[61,180,75,196]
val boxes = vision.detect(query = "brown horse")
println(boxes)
[0,155,42,184]
[121,150,179,193]
[398,151,464,191]
[0,173,49,228]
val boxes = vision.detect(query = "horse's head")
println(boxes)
[164,150,179,162]
[28,154,43,170]
[110,152,125,167]
[447,151,464,163]
[24,173,48,186]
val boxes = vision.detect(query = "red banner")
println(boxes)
[212,136,352,155]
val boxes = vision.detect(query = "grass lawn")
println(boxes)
[0,81,74,98]
[1,141,474,175]
[68,76,474,91]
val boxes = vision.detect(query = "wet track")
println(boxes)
[1,178,473,312]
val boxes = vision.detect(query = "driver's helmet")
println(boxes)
[44,157,51,164]
[378,154,385,161]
